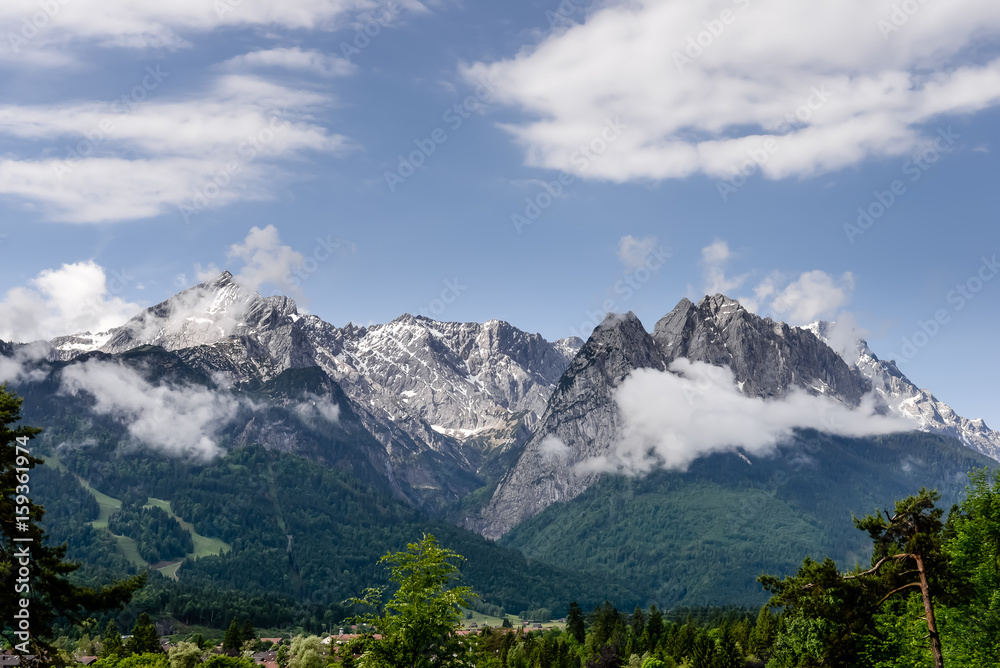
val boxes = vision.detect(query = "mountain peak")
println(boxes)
[653,295,869,402]
[699,293,745,311]
[802,321,1000,459]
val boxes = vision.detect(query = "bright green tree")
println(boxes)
[202,656,256,668]
[747,605,777,662]
[349,534,475,668]
[941,468,1000,665]
[853,488,952,668]
[168,641,203,668]
[0,385,145,659]
[275,644,289,668]
[94,653,170,668]
[287,635,325,668]
[761,488,960,667]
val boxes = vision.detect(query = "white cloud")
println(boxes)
[770,270,855,323]
[229,225,306,298]
[222,47,356,77]
[0,342,50,385]
[815,314,871,366]
[0,261,142,342]
[464,0,1000,182]
[617,235,658,271]
[59,358,241,461]
[586,359,914,474]
[0,1,428,56]
[295,393,341,424]
[0,74,349,223]
[538,434,571,462]
[198,225,306,301]
[701,239,747,295]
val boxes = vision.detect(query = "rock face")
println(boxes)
[470,312,667,539]
[802,321,1000,461]
[37,278,1000,530]
[474,295,879,539]
[653,295,870,403]
[46,272,581,509]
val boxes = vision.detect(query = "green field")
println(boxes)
[157,560,183,580]
[43,455,230,574]
[458,609,565,631]
[72,475,148,569]
[144,497,231,559]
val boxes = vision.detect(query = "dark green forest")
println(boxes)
[35,442,638,631]
[502,429,992,607]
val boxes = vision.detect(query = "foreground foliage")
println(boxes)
[760,470,1000,667]
[349,535,474,668]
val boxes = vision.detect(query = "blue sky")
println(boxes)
[0,0,998,428]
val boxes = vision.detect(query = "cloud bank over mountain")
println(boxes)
[578,359,916,474]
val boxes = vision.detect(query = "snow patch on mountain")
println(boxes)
[800,321,1000,461]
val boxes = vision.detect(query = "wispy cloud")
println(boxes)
[770,270,855,323]
[221,47,356,77]
[295,393,342,424]
[0,74,349,222]
[0,1,429,58]
[617,235,659,272]
[701,239,747,295]
[59,358,242,461]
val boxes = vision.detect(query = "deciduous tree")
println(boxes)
[349,534,474,668]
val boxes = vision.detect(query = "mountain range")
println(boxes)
[4,272,998,613]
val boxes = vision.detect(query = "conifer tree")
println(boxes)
[222,618,243,654]
[566,602,585,644]
[0,385,145,659]
[125,612,163,655]
[102,621,124,658]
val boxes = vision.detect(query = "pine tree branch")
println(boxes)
[876,582,922,606]
[843,553,913,579]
